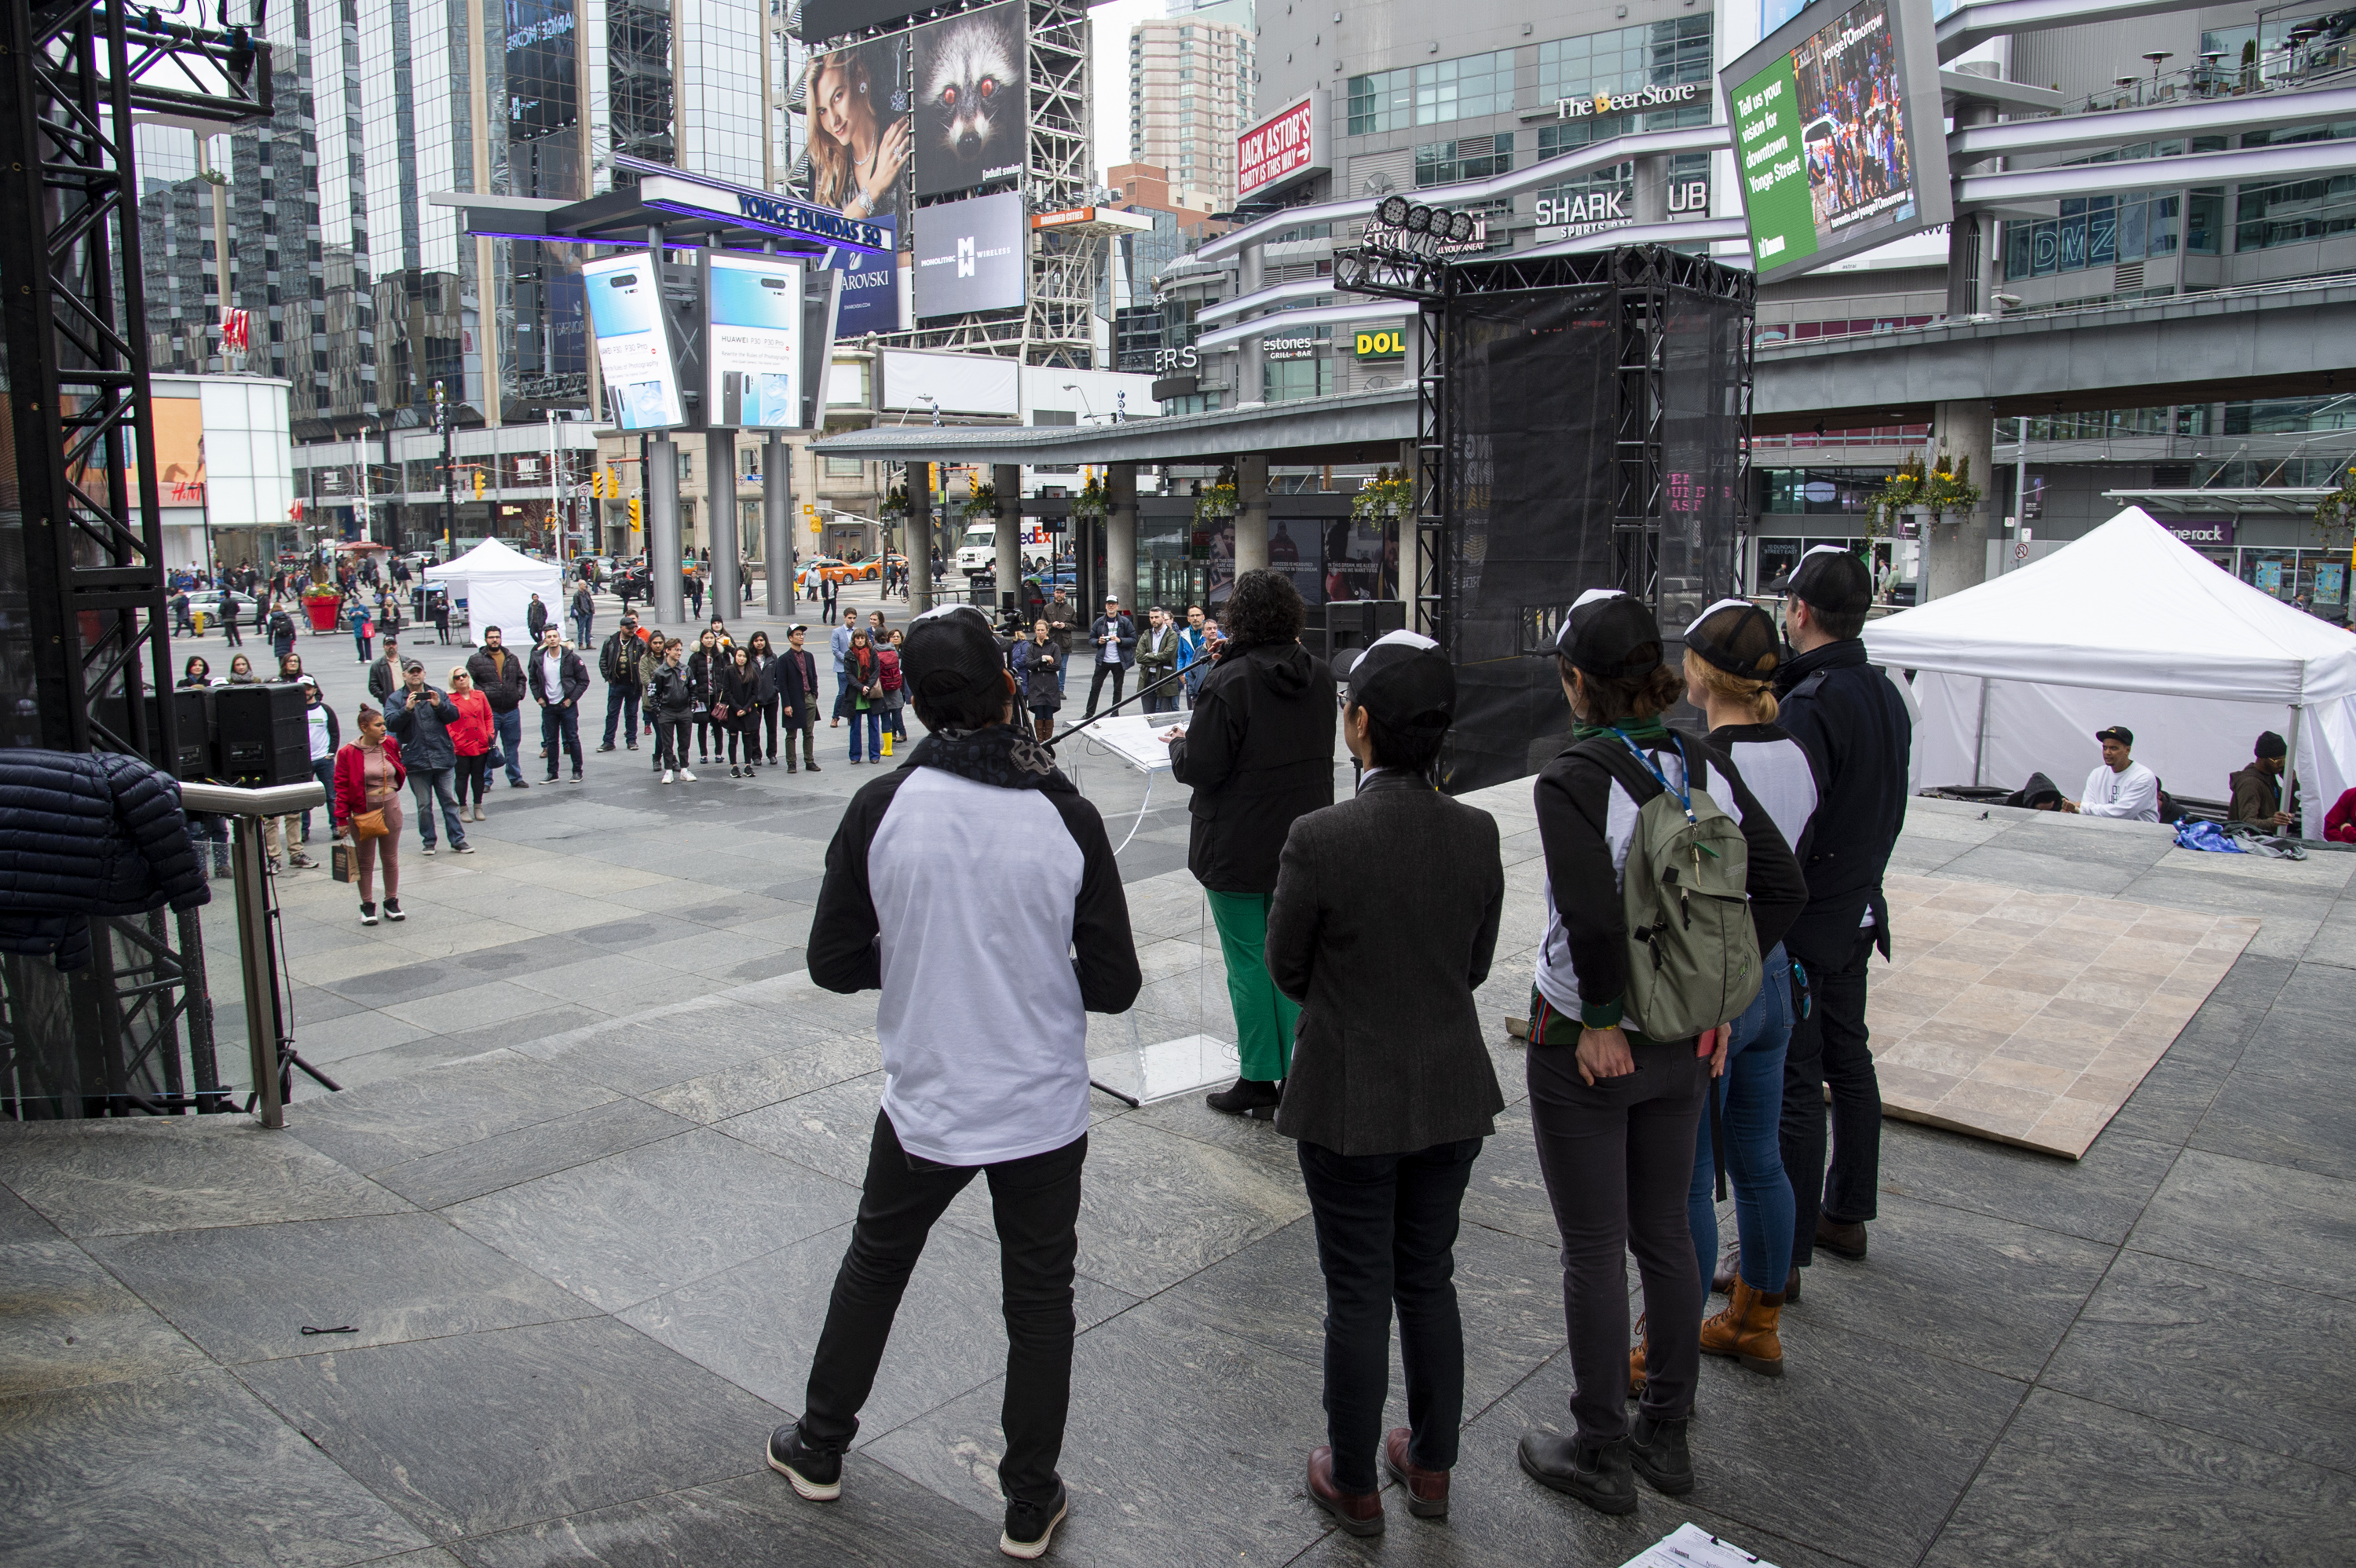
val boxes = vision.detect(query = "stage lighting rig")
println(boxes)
[1337,196,1474,301]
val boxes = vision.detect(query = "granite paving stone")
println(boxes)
[284,1051,622,1174]
[2186,1039,2356,1180]
[620,1214,1137,1439]
[2041,1248,2356,1475]
[0,1367,434,1567]
[1876,1120,2179,1247]
[0,1180,60,1243]
[1056,1114,1310,1298]
[444,1127,860,1310]
[0,1120,411,1238]
[368,1098,697,1209]
[235,1315,789,1542]
[2127,1147,2356,1300]
[0,1238,210,1397]
[85,1212,594,1363]
[1922,1387,2356,1568]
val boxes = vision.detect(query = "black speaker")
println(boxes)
[212,683,311,787]
[166,689,210,780]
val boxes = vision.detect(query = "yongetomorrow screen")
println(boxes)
[706,254,804,429]
[583,254,686,430]
[1724,0,1949,284]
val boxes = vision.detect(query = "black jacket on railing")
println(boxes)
[0,750,210,971]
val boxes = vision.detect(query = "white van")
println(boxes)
[956,523,999,576]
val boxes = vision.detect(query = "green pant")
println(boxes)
[1206,888,1301,1084]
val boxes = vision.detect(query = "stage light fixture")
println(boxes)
[1377,195,1410,227]
[1447,210,1476,243]
[1403,204,1432,234]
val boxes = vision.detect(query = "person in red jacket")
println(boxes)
[2326,786,2356,844]
[334,704,408,925]
[446,667,496,824]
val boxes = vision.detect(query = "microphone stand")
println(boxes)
[1043,666,1189,749]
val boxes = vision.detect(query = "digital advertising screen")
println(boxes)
[583,253,686,429]
[1722,0,1950,284]
[831,247,904,334]
[911,190,1026,319]
[910,0,1026,199]
[705,254,804,429]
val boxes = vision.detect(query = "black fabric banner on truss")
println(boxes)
[1434,250,1751,795]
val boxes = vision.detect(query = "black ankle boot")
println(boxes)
[1516,1431,1635,1515]
[1628,1412,1693,1496]
[1205,1076,1282,1120]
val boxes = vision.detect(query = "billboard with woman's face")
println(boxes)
[798,35,910,226]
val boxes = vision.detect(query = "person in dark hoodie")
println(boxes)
[1770,546,1912,1274]
[773,604,1140,1563]
[2228,730,2294,830]
[1165,569,1337,1120]
[386,660,471,856]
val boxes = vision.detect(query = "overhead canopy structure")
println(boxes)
[1863,507,2356,832]
[423,538,562,646]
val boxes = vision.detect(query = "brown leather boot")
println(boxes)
[1699,1277,1786,1376]
[1382,1428,1449,1519]
[1626,1312,1649,1401]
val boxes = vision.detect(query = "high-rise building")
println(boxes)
[1129,9,1254,213]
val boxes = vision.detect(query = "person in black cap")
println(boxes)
[776,604,1140,1563]
[2228,730,2294,829]
[1261,629,1505,1538]
[2064,726,2158,822]
[1772,545,1912,1274]
[1516,591,1805,1517]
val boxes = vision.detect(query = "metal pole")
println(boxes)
[2285,701,2307,837]
[2009,415,2030,573]
[708,428,741,620]
[765,433,791,614]
[907,462,934,613]
[229,815,283,1128]
[548,408,562,566]
[649,435,684,625]
[437,380,455,556]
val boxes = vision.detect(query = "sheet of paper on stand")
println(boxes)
[1079,711,1185,773]
[1619,1522,1780,1568]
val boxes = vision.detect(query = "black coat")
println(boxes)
[1265,772,1506,1156]
[466,646,529,713]
[777,649,820,720]
[649,661,697,721]
[1169,641,1337,894]
[718,661,761,726]
[1772,638,1912,961]
[0,750,210,970]
[526,598,550,638]
[528,647,591,706]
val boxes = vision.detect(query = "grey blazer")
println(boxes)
[1264,770,1506,1157]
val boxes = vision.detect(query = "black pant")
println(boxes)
[540,702,582,777]
[435,618,451,645]
[455,753,492,808]
[1297,1137,1481,1493]
[1526,1037,1707,1442]
[726,719,758,763]
[1084,660,1125,716]
[800,1110,1085,1507]
[1781,928,1882,1263]
[603,684,640,747]
[756,699,780,761]
[694,714,718,758]
[222,615,241,645]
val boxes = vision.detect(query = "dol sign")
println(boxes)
[1354,328,1406,360]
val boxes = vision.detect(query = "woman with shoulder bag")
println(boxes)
[333,703,407,926]
[876,628,905,758]
[719,644,763,777]
[688,627,725,766]
[837,627,883,763]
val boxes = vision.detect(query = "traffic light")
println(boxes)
[591,470,605,499]
[628,496,642,532]
[472,468,485,499]
[804,503,820,535]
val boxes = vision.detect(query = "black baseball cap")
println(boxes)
[1683,598,1781,679]
[2094,726,2134,747]
[1788,545,1873,617]
[1347,629,1455,735]
[904,605,1007,710]
[1558,590,1663,679]
[2255,729,2287,759]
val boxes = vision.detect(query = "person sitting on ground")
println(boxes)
[774,604,1140,1563]
[2326,786,2356,844]
[2063,726,2159,822]
[2227,730,2295,831]
[1264,630,1505,1539]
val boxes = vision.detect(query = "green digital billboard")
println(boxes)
[1721,0,1951,285]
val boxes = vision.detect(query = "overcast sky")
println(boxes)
[1089,0,1162,185]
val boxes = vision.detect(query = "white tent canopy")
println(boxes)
[1862,507,2356,834]
[422,538,562,648]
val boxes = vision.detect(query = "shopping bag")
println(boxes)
[331,841,353,883]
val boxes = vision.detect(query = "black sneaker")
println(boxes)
[597,742,616,752]
[1205,1076,1282,1120]
[510,778,530,789]
[1516,1431,1636,1515]
[1000,1482,1069,1560]
[1627,1413,1693,1496]
[382,898,404,923]
[766,1423,842,1501]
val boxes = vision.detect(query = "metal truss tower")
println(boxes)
[0,0,271,1117]
[901,0,1103,367]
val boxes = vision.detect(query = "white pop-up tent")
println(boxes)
[1862,506,2356,834]
[423,538,562,647]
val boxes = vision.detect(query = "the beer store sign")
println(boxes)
[1553,81,1703,119]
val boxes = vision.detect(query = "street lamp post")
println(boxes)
[435,380,455,559]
